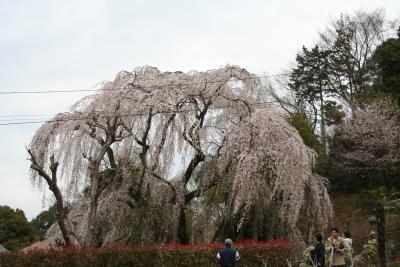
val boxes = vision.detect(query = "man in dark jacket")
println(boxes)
[312,233,325,267]
[216,239,240,267]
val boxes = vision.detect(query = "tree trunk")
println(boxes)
[212,218,237,242]
[376,203,386,267]
[319,89,327,155]
[85,198,98,246]
[85,168,100,247]
[84,136,114,247]
[177,208,190,244]
[53,186,71,246]
[170,152,205,244]
[171,204,190,244]
[251,207,259,240]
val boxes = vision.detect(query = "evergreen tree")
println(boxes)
[289,45,331,153]
[0,206,39,251]
[320,11,384,108]
[371,32,400,103]
[31,205,57,238]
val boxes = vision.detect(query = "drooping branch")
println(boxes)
[129,109,153,206]
[217,108,332,236]
[181,99,210,184]
[150,113,176,172]
[184,178,218,204]
[84,115,127,246]
[27,149,71,246]
[152,172,176,203]
[106,147,117,169]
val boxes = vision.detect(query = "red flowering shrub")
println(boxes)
[0,240,292,267]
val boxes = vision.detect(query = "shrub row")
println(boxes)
[0,240,292,267]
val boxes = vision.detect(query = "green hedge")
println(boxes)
[0,240,292,267]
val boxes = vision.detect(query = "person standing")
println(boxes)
[216,239,240,267]
[326,228,347,267]
[343,231,353,267]
[312,233,325,267]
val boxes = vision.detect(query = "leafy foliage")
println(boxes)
[286,113,323,155]
[371,35,400,103]
[323,101,345,126]
[0,206,39,251]
[31,205,57,238]
[289,45,330,105]
[361,238,378,265]
[289,45,331,152]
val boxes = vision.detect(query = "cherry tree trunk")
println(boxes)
[172,205,190,244]
[85,170,100,247]
[177,208,190,244]
[319,90,327,155]
[376,203,386,267]
[85,198,98,246]
[251,212,260,241]
[53,186,71,246]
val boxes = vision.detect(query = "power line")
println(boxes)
[0,114,58,121]
[0,73,289,95]
[0,117,51,122]
[0,101,277,126]
[0,114,50,117]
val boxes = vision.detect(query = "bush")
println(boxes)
[0,240,292,267]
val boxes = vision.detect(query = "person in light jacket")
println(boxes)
[342,231,353,267]
[326,228,347,267]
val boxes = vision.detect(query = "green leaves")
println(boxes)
[371,36,400,103]
[286,113,322,154]
[30,205,57,237]
[289,45,330,105]
[0,206,39,251]
[324,101,345,126]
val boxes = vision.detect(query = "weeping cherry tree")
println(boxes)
[29,65,332,246]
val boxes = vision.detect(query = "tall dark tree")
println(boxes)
[371,30,400,103]
[289,45,331,153]
[0,206,39,251]
[320,10,384,109]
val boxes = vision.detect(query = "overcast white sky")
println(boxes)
[0,0,399,220]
